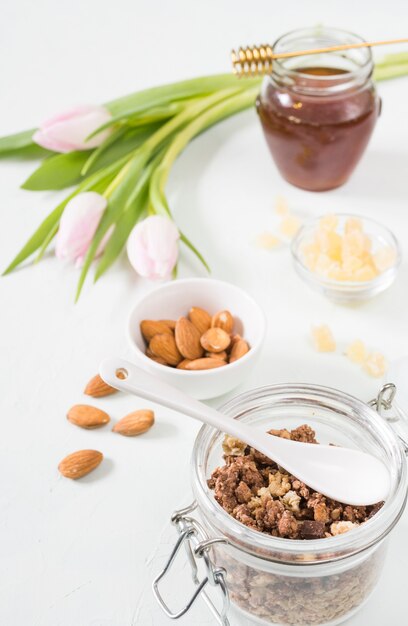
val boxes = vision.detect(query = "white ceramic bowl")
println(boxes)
[127,278,266,399]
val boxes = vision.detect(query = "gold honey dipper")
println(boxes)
[231,37,408,77]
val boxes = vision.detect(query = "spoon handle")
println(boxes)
[99,357,390,505]
[100,357,275,458]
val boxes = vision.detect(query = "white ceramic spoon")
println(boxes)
[100,358,390,505]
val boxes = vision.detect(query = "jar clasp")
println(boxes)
[370,383,408,455]
[152,501,231,624]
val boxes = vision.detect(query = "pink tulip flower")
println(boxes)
[33,105,112,153]
[127,215,180,280]
[55,192,108,267]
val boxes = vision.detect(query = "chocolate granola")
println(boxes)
[208,425,383,539]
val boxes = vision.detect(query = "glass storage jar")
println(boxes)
[256,27,381,191]
[153,383,408,625]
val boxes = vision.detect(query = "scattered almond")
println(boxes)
[201,327,231,353]
[230,339,250,363]
[58,450,103,479]
[184,358,227,370]
[67,404,110,429]
[188,307,212,335]
[113,409,155,436]
[84,374,118,398]
[211,310,234,334]
[150,333,182,366]
[175,317,204,360]
[140,320,173,343]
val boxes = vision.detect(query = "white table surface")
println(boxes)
[1,1,408,624]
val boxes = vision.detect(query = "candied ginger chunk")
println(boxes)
[363,352,387,378]
[280,215,301,238]
[346,340,367,364]
[345,217,363,234]
[319,214,338,231]
[275,195,289,215]
[314,253,333,276]
[311,325,336,352]
[317,230,342,261]
[373,246,397,272]
[354,264,378,282]
[255,232,281,250]
[342,231,366,258]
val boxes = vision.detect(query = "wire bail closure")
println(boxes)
[370,383,408,454]
[152,501,230,624]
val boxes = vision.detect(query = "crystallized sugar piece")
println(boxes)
[255,232,281,250]
[311,324,336,352]
[330,521,358,535]
[346,340,367,364]
[363,352,387,378]
[373,246,397,272]
[280,215,301,238]
[319,214,338,231]
[275,195,289,215]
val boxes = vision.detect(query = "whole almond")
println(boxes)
[175,317,204,360]
[84,374,118,398]
[150,334,182,366]
[58,450,103,479]
[184,358,227,371]
[161,319,176,330]
[201,328,231,353]
[177,359,193,369]
[205,350,228,361]
[146,347,167,365]
[188,307,212,335]
[140,320,173,343]
[230,338,250,362]
[67,404,110,429]
[212,310,234,334]
[113,409,154,436]
[230,333,242,347]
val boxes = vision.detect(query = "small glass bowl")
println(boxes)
[291,214,402,302]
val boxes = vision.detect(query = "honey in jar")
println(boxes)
[257,27,381,191]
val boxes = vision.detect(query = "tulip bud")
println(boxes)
[55,192,108,267]
[127,215,180,280]
[33,105,112,153]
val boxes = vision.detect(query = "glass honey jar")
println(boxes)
[257,27,381,191]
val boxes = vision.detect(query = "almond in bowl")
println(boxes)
[127,278,266,399]
[140,308,250,372]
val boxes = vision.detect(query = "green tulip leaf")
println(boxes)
[22,151,91,190]
[0,128,36,154]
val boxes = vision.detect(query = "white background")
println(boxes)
[1,1,408,624]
